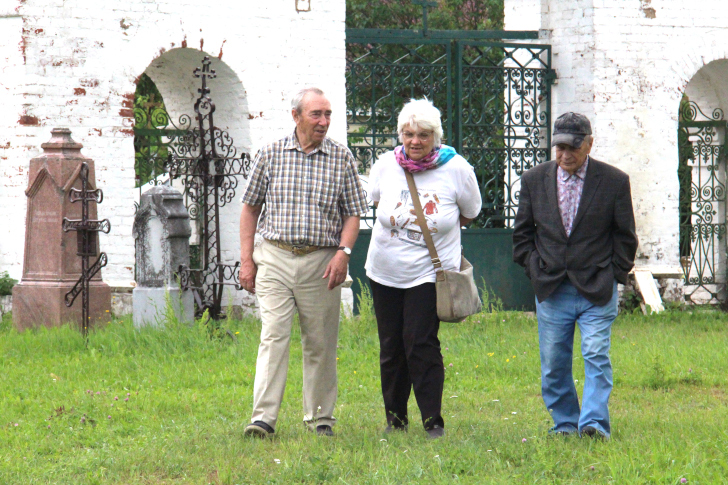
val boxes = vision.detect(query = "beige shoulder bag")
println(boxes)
[404,170,482,323]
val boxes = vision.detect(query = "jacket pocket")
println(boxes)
[596,257,612,269]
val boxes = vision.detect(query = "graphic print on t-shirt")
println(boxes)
[388,189,439,247]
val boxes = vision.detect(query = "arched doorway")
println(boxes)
[132,49,252,317]
[679,60,728,304]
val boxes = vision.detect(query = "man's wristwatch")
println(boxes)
[338,246,352,257]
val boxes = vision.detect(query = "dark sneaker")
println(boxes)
[580,425,606,439]
[316,424,334,436]
[426,425,445,440]
[244,420,274,438]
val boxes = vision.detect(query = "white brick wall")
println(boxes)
[506,0,728,279]
[0,1,347,295]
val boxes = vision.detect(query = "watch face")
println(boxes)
[340,246,351,255]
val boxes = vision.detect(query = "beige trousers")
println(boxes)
[250,240,341,430]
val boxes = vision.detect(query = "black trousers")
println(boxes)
[370,279,445,430]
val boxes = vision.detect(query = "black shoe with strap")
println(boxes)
[244,420,275,438]
[425,425,445,440]
[316,424,334,436]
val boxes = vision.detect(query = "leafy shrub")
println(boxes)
[0,271,17,296]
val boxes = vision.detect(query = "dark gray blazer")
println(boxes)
[512,158,638,306]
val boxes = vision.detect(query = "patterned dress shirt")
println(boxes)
[557,157,589,237]
[240,131,368,247]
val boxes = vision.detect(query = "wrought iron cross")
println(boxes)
[413,0,438,35]
[62,161,111,341]
[169,56,251,320]
[193,57,217,97]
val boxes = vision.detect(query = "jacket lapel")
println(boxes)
[544,162,568,240]
[570,158,602,235]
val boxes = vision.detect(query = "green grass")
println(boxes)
[1,300,727,484]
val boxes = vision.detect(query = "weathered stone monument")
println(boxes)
[12,128,111,330]
[133,185,194,327]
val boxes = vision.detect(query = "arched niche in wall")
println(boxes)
[678,59,728,305]
[132,49,252,308]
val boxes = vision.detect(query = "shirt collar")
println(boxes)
[283,130,330,155]
[558,156,589,181]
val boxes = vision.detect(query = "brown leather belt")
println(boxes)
[265,239,326,256]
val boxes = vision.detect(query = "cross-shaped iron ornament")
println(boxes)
[168,56,251,319]
[193,56,216,97]
[62,161,111,340]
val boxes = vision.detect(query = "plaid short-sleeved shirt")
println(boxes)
[240,131,368,247]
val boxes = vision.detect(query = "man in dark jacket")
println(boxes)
[513,112,638,439]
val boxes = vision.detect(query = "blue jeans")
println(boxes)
[536,279,618,437]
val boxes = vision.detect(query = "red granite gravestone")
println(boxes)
[12,128,111,331]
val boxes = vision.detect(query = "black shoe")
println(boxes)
[425,425,445,440]
[580,426,606,439]
[384,424,408,434]
[316,424,334,436]
[244,420,274,438]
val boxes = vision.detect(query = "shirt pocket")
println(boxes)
[312,166,341,213]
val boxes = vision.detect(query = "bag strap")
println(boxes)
[404,170,444,277]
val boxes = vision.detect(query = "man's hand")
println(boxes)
[323,250,349,290]
[239,257,257,294]
[239,203,262,294]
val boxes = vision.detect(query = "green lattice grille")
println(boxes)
[678,101,727,304]
[457,42,552,228]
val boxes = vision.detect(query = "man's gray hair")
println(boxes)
[397,98,444,146]
[291,87,325,113]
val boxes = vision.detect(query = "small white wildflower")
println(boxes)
[273,459,281,464]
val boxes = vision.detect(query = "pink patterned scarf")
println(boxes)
[394,144,457,173]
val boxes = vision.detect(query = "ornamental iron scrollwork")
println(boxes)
[166,56,252,319]
[458,42,553,228]
[678,100,727,304]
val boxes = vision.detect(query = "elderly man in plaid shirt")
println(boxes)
[239,87,368,438]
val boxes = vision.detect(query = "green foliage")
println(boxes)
[480,279,504,313]
[620,290,643,313]
[0,271,17,296]
[134,73,171,188]
[346,0,504,31]
[677,94,694,260]
[1,307,727,483]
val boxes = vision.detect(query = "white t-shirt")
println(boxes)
[364,150,482,288]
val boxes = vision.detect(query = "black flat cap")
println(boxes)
[552,112,592,148]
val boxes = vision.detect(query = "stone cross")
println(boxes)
[132,185,194,327]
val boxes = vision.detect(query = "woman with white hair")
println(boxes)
[364,98,482,439]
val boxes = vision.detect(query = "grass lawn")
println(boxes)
[1,294,727,484]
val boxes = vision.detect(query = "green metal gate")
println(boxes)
[678,100,727,304]
[345,24,555,311]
